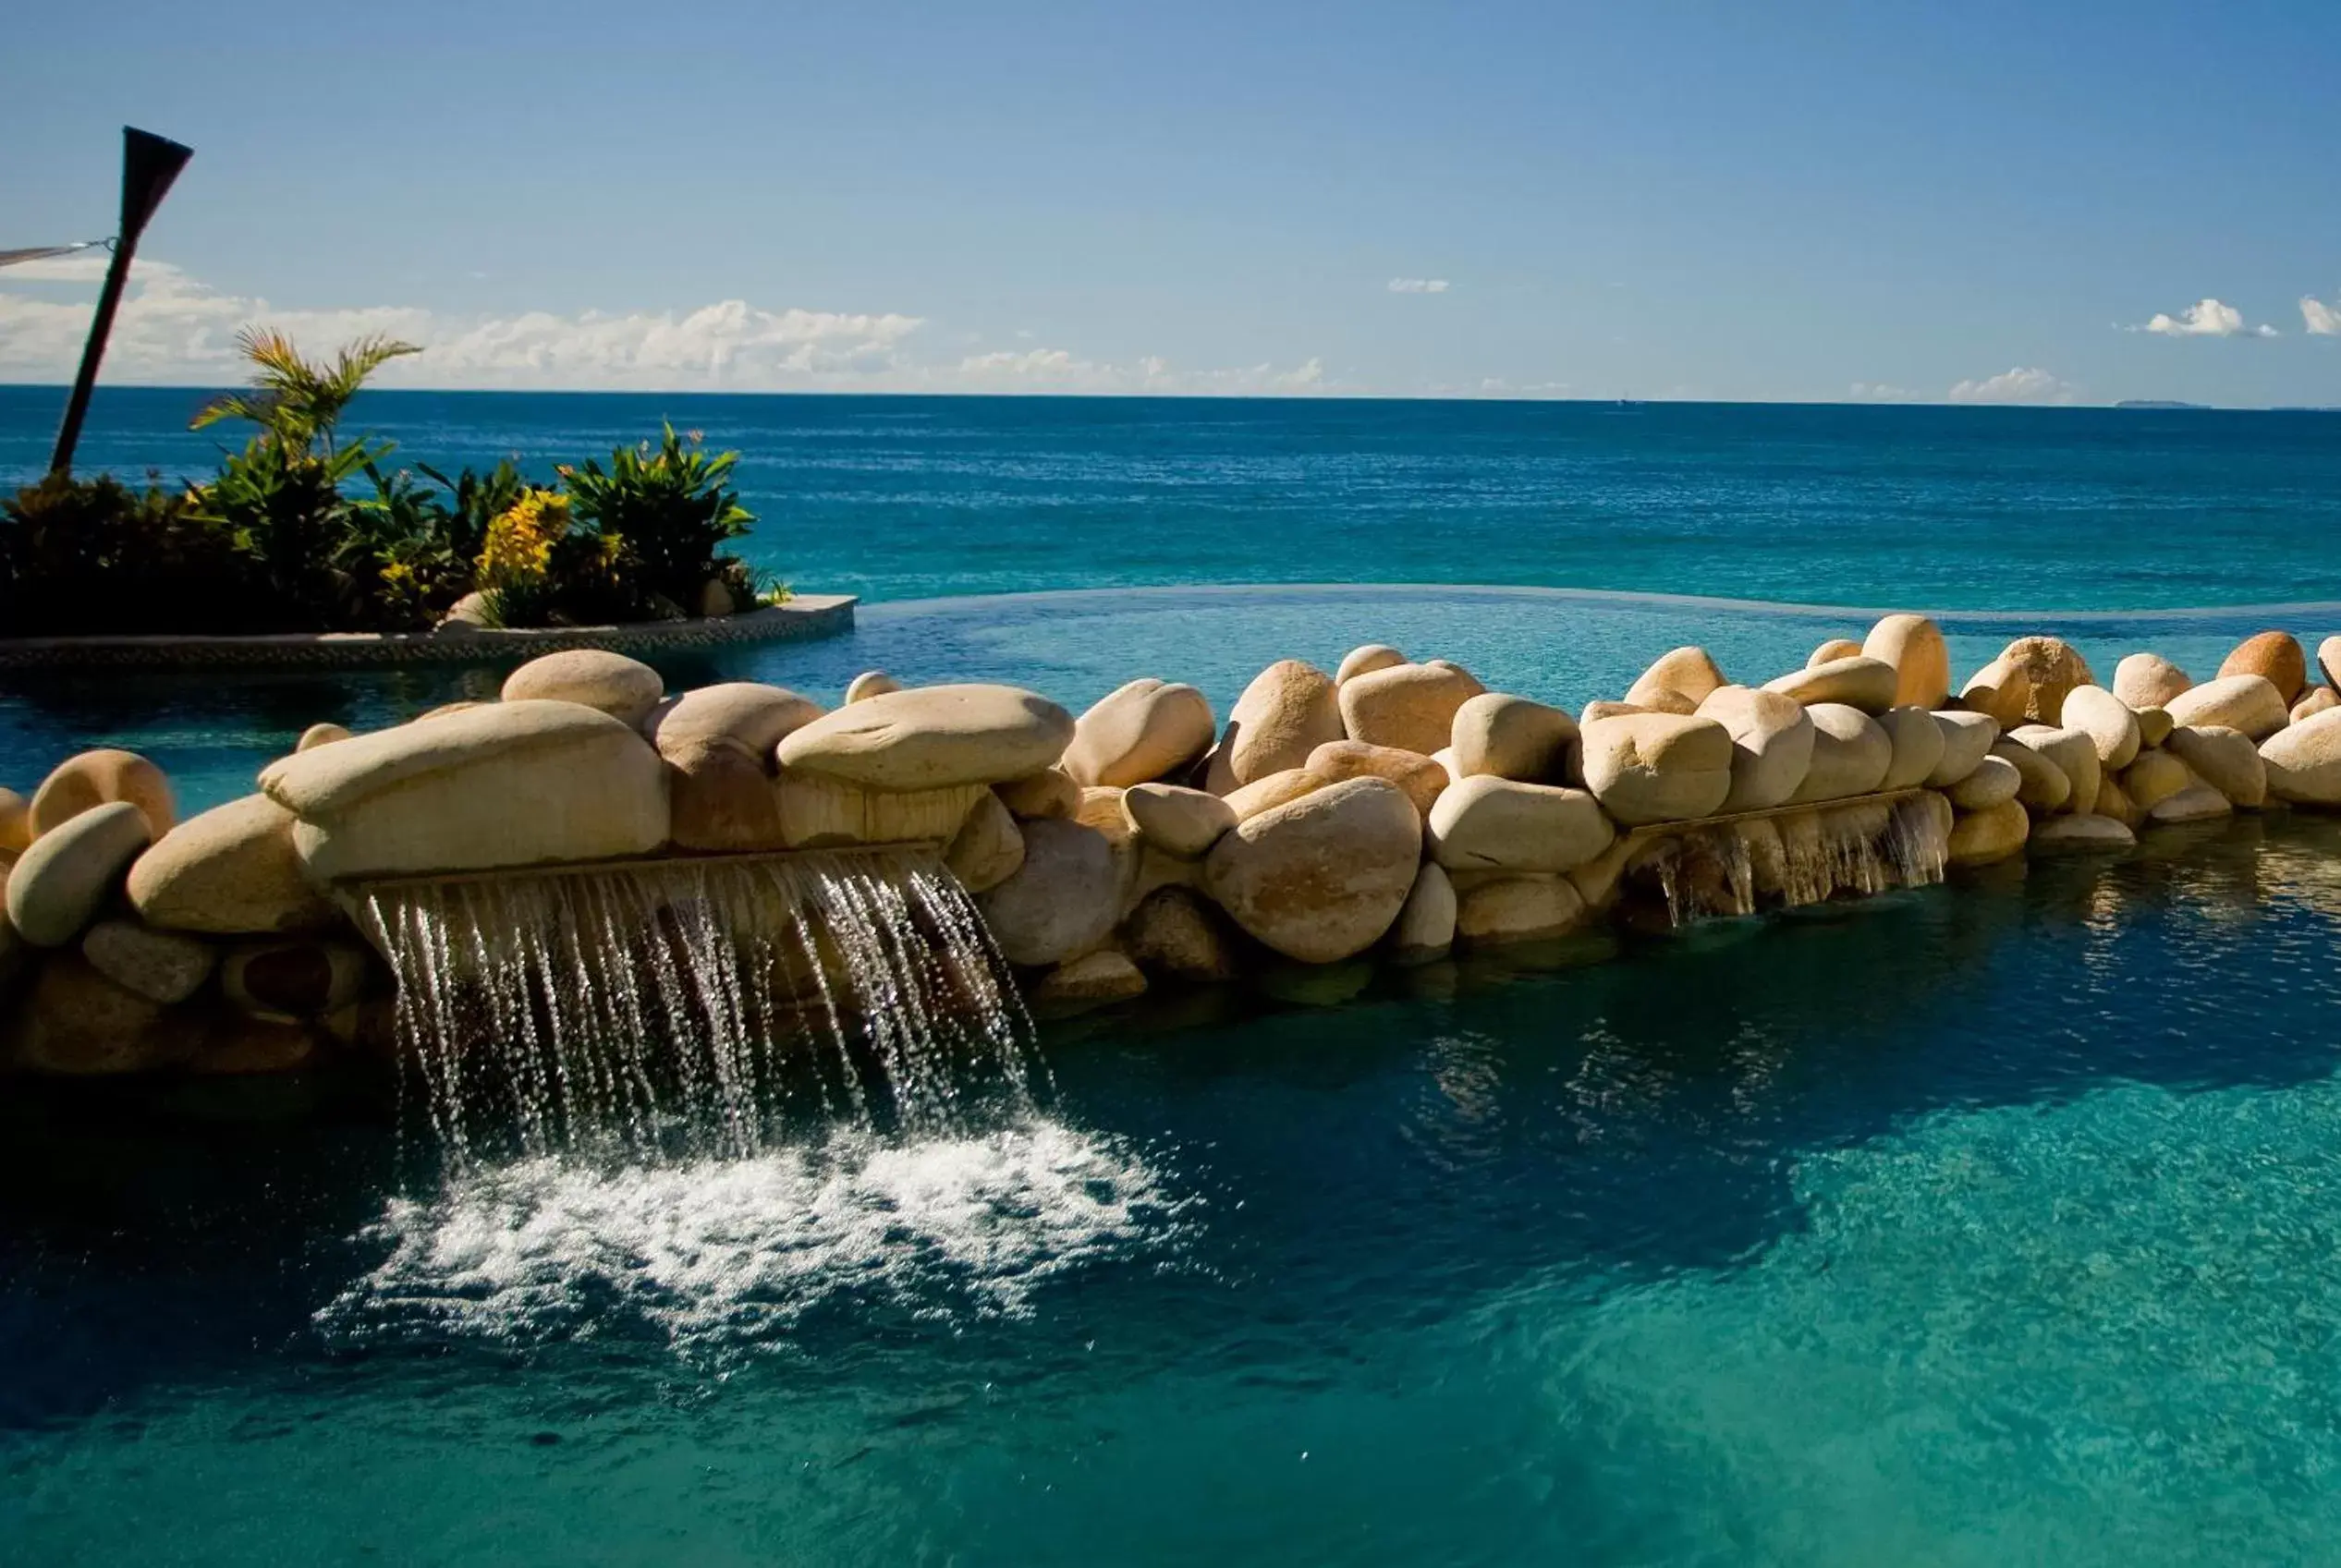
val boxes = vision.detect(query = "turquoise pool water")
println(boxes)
[6,816,2341,1564]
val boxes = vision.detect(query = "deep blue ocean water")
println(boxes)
[6,390,2341,1564]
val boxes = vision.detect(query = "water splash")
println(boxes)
[355,850,1042,1165]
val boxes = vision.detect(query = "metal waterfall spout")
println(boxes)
[351,848,1043,1165]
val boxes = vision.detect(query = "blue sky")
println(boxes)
[4,0,2338,404]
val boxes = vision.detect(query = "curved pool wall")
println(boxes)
[1,583,2326,813]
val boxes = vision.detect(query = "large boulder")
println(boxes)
[1862,614,1952,709]
[1304,740,1449,818]
[648,682,822,757]
[1946,798,2030,867]
[1202,776,1421,964]
[1201,660,1344,794]
[1876,706,1948,791]
[28,748,176,840]
[646,682,822,852]
[1958,655,2033,730]
[2148,784,2233,825]
[976,818,1121,966]
[82,918,216,1004]
[1998,636,2096,723]
[1579,713,1733,825]
[1061,678,1216,788]
[777,773,984,848]
[1029,950,1148,1015]
[2094,773,2144,830]
[2259,708,2341,806]
[1449,693,1578,784]
[845,670,901,704]
[2164,725,2267,808]
[259,699,670,881]
[1337,662,1486,755]
[2321,637,2341,694]
[501,649,665,729]
[1763,656,1898,714]
[2030,814,2136,855]
[1786,704,1892,803]
[2163,675,2288,742]
[2135,706,2175,748]
[125,794,338,935]
[1223,768,1328,822]
[1989,736,2070,812]
[1388,863,1457,961]
[6,801,150,947]
[2059,686,2141,769]
[1625,647,1726,711]
[778,684,1075,790]
[2219,631,2308,704]
[5,954,196,1075]
[1926,711,2000,788]
[1455,875,1587,945]
[1698,686,1815,812]
[1124,885,1239,981]
[0,787,30,854]
[994,768,1080,820]
[2113,653,2192,711]
[1809,638,1864,667]
[298,723,352,753]
[1335,644,1408,685]
[2293,688,2338,724]
[1122,783,1237,858]
[2010,725,2101,819]
[1946,753,2022,810]
[2120,749,2192,813]
[944,792,1025,893]
[1426,776,1614,873]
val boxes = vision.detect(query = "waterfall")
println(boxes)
[354,850,1043,1166]
[1640,793,1952,928]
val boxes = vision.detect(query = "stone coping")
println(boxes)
[0,595,857,672]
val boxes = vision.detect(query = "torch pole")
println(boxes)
[49,128,193,477]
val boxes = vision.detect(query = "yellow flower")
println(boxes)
[479,489,569,587]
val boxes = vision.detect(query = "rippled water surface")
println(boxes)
[6,818,2341,1565]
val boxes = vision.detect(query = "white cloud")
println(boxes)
[1848,382,1919,402]
[1386,277,1451,294]
[0,261,1331,395]
[2136,297,2276,338]
[1946,367,2078,406]
[2303,293,2341,335]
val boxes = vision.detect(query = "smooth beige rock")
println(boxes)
[1989,736,2071,812]
[1699,686,1815,812]
[1202,776,1421,964]
[1947,798,2030,867]
[2114,653,2193,711]
[978,818,1122,966]
[1809,638,1864,667]
[2292,687,2338,723]
[1626,647,1726,710]
[1947,753,2022,810]
[778,684,1075,790]
[28,748,176,841]
[1223,768,1326,822]
[1764,655,1899,714]
[1999,636,2096,724]
[1579,700,1646,724]
[1122,783,1237,858]
[650,682,823,758]
[1124,886,1238,981]
[1863,614,1952,709]
[298,723,353,753]
[944,792,1025,893]
[223,940,368,1019]
[1449,693,1578,784]
[2219,631,2308,704]
[1579,713,1734,825]
[2060,686,2141,769]
[0,788,27,855]
[2259,708,2341,806]
[193,1016,318,1076]
[1337,662,1487,755]
[1304,740,1448,818]
[2164,725,2267,808]
[2094,773,2144,830]
[1388,863,1457,959]
[414,699,486,723]
[648,686,820,852]
[6,801,149,947]
[81,918,216,1004]
[501,649,665,728]
[846,670,902,704]
[1426,776,1614,873]
[1630,687,1701,716]
[1431,747,1460,784]
[1565,838,1635,913]
[6,954,193,1075]
[2121,749,2192,813]
[2030,814,2136,855]
[2162,675,2287,742]
[2010,725,2101,819]
[1787,704,1893,804]
[2148,783,2234,825]
[1455,875,1587,945]
[1335,644,1407,685]
[1028,949,1148,1014]
[261,700,669,881]
[1062,678,1216,788]
[1877,705,1948,792]
[2135,707,2175,748]
[1958,655,2033,730]
[994,768,1080,820]
[777,773,983,848]
[1201,661,1344,793]
[126,795,338,935]
[1926,710,2000,788]
[2321,637,2341,694]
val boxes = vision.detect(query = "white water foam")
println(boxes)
[319,1120,1187,1356]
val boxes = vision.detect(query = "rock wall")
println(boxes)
[4,623,2338,1072]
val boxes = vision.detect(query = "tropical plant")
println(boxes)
[189,328,420,457]
[559,424,755,614]
[0,471,265,635]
